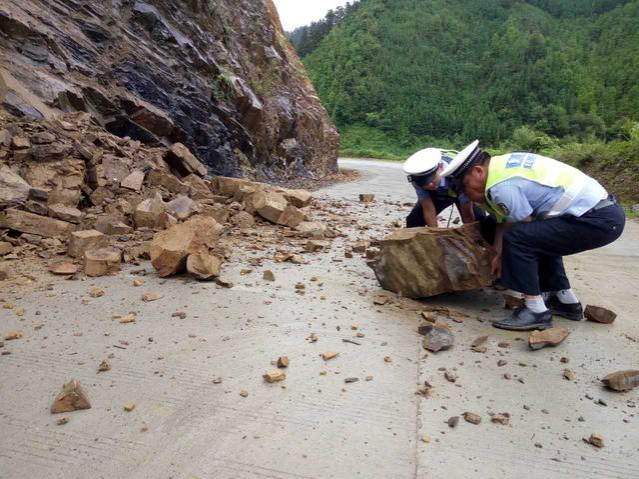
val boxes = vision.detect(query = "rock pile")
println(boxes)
[0,113,323,281]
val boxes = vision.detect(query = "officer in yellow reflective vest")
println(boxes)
[441,140,626,331]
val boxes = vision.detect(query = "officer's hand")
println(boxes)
[491,254,502,278]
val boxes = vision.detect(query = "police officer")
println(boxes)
[441,140,626,331]
[404,148,487,228]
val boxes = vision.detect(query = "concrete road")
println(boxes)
[1,159,638,479]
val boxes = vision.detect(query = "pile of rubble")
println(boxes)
[0,112,333,282]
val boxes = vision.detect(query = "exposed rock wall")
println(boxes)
[0,0,339,178]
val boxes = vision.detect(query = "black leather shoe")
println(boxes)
[545,296,584,321]
[493,307,553,331]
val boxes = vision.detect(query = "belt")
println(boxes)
[589,196,616,213]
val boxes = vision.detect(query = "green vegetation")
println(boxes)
[294,0,639,198]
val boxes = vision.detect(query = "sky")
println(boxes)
[273,0,351,30]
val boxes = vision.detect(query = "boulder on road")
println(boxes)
[150,216,223,277]
[84,248,122,277]
[368,223,492,298]
[186,253,222,280]
[165,143,207,177]
[134,193,166,229]
[0,208,76,237]
[68,230,108,258]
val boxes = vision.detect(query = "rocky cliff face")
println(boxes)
[0,0,339,179]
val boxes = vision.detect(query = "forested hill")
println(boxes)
[297,0,639,185]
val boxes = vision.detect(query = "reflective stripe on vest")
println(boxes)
[485,153,588,222]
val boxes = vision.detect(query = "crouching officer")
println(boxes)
[441,140,626,331]
[404,148,487,228]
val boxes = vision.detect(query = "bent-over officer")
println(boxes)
[441,140,625,331]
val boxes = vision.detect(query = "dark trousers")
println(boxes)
[406,196,496,244]
[501,203,626,295]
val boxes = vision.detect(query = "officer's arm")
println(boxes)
[459,202,475,224]
[421,196,438,228]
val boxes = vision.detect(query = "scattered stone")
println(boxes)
[51,380,91,413]
[359,194,375,203]
[369,224,492,298]
[94,216,133,236]
[56,416,69,425]
[277,357,289,368]
[296,222,328,239]
[98,359,111,372]
[491,414,510,425]
[48,262,78,275]
[84,248,121,277]
[422,321,454,352]
[89,287,104,298]
[420,433,431,443]
[115,313,136,324]
[321,352,340,361]
[133,278,145,287]
[601,370,639,392]
[563,369,576,381]
[584,305,617,324]
[0,241,14,256]
[166,195,199,220]
[307,333,318,343]
[67,230,108,258]
[134,193,166,229]
[239,390,249,398]
[263,370,286,383]
[280,188,313,208]
[344,377,359,384]
[353,240,371,253]
[587,434,604,448]
[187,253,222,280]
[444,370,458,383]
[150,216,222,277]
[471,335,489,353]
[0,208,76,237]
[529,328,570,350]
[447,416,460,428]
[48,203,83,224]
[263,270,276,281]
[124,401,136,412]
[503,294,525,310]
[497,360,508,367]
[463,412,482,425]
[121,170,145,191]
[4,331,22,340]
[141,292,162,302]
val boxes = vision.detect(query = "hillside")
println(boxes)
[300,0,639,198]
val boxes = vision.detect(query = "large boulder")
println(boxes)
[134,193,166,229]
[150,216,223,277]
[0,208,76,237]
[248,190,304,227]
[368,223,492,298]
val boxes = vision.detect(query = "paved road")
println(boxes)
[0,159,637,479]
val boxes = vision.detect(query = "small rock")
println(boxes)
[563,369,576,381]
[602,370,639,392]
[89,287,104,298]
[420,433,431,443]
[422,321,454,352]
[124,401,135,412]
[344,377,359,384]
[277,356,289,368]
[115,313,136,324]
[447,416,460,428]
[497,360,508,367]
[444,370,458,383]
[263,370,286,383]
[587,434,604,448]
[321,352,340,361]
[463,412,482,425]
[133,279,145,287]
[51,380,91,413]
[263,270,276,281]
[471,335,488,353]
[141,292,162,302]
[98,359,111,372]
[529,328,570,350]
[48,262,78,275]
[56,416,70,425]
[491,414,510,425]
[359,194,375,203]
[4,331,22,341]
[84,248,121,277]
[584,305,617,324]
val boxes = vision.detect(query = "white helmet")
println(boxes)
[404,148,457,186]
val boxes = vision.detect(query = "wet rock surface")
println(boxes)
[0,0,338,178]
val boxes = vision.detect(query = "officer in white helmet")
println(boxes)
[404,147,488,229]
[441,140,626,331]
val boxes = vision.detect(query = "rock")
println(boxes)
[134,193,166,229]
[463,412,482,425]
[491,414,510,425]
[263,270,275,281]
[529,328,571,350]
[50,380,91,413]
[444,370,458,383]
[305,240,329,253]
[124,401,135,412]
[150,216,223,277]
[587,434,604,448]
[471,335,489,353]
[199,204,231,224]
[503,294,525,310]
[277,356,289,368]
[56,416,69,425]
[47,188,81,207]
[296,221,328,239]
[321,352,340,361]
[279,188,312,208]
[420,433,431,444]
[421,321,454,352]
[584,305,617,324]
[359,194,375,203]
[214,176,259,197]
[263,370,286,383]
[4,331,22,340]
[98,359,111,372]
[186,253,222,280]
[447,416,459,428]
[67,230,108,258]
[239,390,249,398]
[0,208,76,237]
[166,195,199,220]
[563,369,576,381]
[601,370,639,392]
[0,242,14,256]
[146,170,189,195]
[353,240,371,253]
[369,224,492,298]
[94,216,133,236]
[230,211,255,228]
[249,190,304,227]
[47,203,83,224]
[0,166,30,208]
[166,143,208,177]
[121,170,145,191]
[183,174,214,200]
[141,292,162,302]
[11,136,30,149]
[84,248,121,277]
[48,262,78,275]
